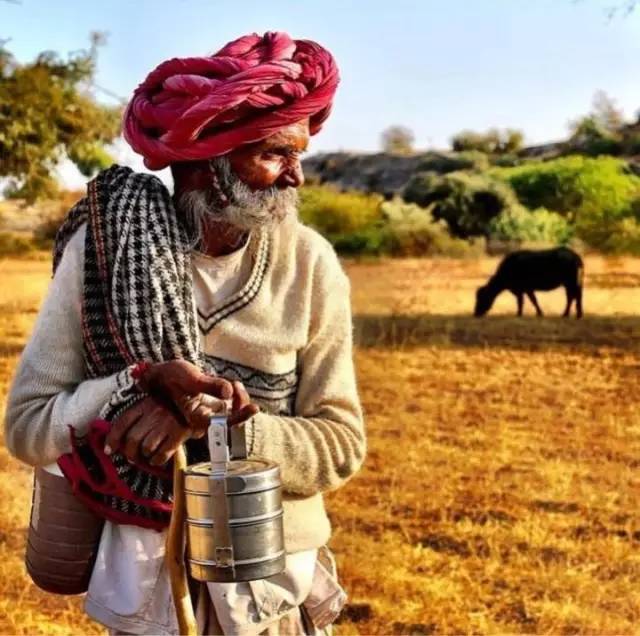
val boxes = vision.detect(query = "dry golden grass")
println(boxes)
[1,254,639,635]
[0,258,102,635]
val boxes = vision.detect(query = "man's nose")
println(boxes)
[278,160,305,189]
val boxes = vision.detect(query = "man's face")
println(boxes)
[173,119,309,196]
[227,119,309,190]
[172,120,309,234]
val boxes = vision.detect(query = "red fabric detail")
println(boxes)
[131,361,152,381]
[57,419,173,529]
[88,181,135,365]
[123,31,339,169]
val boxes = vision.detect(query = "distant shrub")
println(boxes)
[489,207,573,245]
[380,199,484,256]
[0,231,40,257]
[32,190,83,244]
[318,198,483,257]
[599,217,640,254]
[404,171,522,238]
[331,226,393,256]
[494,156,640,251]
[403,172,448,208]
[493,156,640,221]
[624,133,640,156]
[567,116,623,156]
[298,185,383,235]
[451,128,524,154]
[416,151,489,174]
[491,154,522,168]
[380,125,415,155]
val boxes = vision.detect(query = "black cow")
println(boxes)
[474,247,584,318]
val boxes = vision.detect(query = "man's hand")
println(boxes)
[228,380,260,426]
[140,359,233,406]
[104,396,191,467]
[104,381,260,466]
[176,380,260,429]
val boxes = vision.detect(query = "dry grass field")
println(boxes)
[1,254,639,634]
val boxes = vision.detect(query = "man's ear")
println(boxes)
[171,161,211,194]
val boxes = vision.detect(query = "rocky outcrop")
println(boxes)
[302,151,487,198]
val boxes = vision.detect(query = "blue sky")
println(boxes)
[2,0,639,185]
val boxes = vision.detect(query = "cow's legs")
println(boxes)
[515,292,524,316]
[564,284,583,318]
[563,286,573,318]
[575,285,583,319]
[526,291,543,317]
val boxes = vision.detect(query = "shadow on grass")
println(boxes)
[353,313,640,351]
[0,341,29,358]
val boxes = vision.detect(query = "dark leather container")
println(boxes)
[25,466,104,595]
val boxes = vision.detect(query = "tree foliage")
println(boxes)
[450,128,524,155]
[493,155,640,250]
[0,35,121,201]
[381,125,415,155]
[404,171,522,238]
[567,91,624,156]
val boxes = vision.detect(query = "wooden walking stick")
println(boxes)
[166,444,198,636]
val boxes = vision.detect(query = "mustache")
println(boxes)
[176,157,298,240]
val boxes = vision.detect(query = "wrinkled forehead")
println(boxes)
[250,120,310,153]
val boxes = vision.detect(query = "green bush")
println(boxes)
[404,171,522,238]
[567,117,623,156]
[331,226,393,256]
[599,217,640,254]
[491,154,523,168]
[489,207,573,245]
[298,185,383,235]
[624,134,640,156]
[494,155,640,251]
[403,172,448,208]
[0,231,40,257]
[380,199,484,256]
[416,151,489,174]
[314,198,483,257]
[451,128,524,154]
[493,155,640,222]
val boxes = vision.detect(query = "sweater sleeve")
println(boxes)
[4,224,121,467]
[245,245,366,497]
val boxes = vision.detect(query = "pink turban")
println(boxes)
[123,31,339,170]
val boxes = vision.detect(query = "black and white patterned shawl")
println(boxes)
[54,165,208,528]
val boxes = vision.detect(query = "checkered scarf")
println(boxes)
[55,165,209,529]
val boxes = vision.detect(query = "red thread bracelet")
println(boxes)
[131,361,152,384]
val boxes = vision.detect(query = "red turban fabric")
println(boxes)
[123,31,339,170]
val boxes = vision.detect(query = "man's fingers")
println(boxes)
[228,403,260,427]
[194,375,233,400]
[150,428,189,467]
[105,402,145,454]
[122,418,157,463]
[141,427,169,460]
[232,381,251,412]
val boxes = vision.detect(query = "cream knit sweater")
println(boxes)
[4,214,366,553]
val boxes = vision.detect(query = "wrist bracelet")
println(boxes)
[131,361,152,391]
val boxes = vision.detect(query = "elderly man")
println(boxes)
[4,32,365,635]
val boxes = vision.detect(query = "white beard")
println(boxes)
[176,157,298,242]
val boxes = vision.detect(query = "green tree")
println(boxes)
[381,125,415,155]
[404,171,522,238]
[450,128,524,155]
[0,34,121,201]
[567,91,625,156]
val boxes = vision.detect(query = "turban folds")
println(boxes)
[123,31,339,170]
